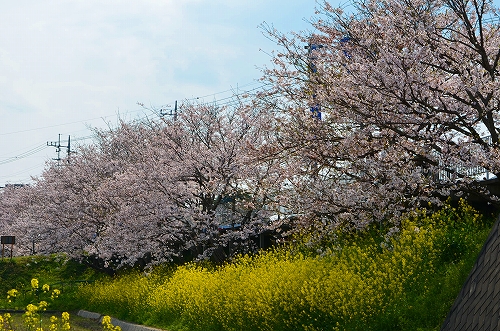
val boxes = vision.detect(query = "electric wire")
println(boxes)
[0,164,45,179]
[0,144,48,165]
[0,108,148,137]
[184,81,264,101]
[0,80,273,179]
[181,84,273,109]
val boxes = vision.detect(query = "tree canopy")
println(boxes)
[2,0,500,268]
[260,0,500,225]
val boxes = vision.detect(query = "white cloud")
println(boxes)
[0,0,318,184]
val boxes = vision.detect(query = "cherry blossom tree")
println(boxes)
[7,0,497,265]
[0,184,45,256]
[0,100,289,269]
[259,0,500,228]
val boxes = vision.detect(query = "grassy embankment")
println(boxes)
[0,200,496,331]
[0,255,105,331]
[0,254,103,311]
[4,313,102,331]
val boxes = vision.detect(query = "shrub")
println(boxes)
[4,278,71,331]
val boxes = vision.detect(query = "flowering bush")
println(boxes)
[102,316,121,331]
[6,279,71,331]
[77,201,492,331]
[6,290,17,304]
[0,313,13,331]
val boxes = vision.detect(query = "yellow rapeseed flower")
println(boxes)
[26,304,38,313]
[76,200,487,330]
[6,289,17,298]
[101,316,111,325]
[38,301,48,311]
[51,289,61,300]
[102,315,121,331]
[31,279,39,289]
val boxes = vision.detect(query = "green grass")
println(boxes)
[0,254,105,311]
[0,254,107,331]
[4,312,102,331]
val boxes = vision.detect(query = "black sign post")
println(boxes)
[1,236,15,259]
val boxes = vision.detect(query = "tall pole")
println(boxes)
[47,134,72,163]
[160,100,178,120]
[305,42,324,120]
[67,135,71,161]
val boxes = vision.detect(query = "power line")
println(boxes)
[185,81,264,101]
[0,81,271,177]
[182,84,272,109]
[0,109,146,137]
[0,83,269,139]
[0,144,48,165]
[0,164,45,179]
[0,134,96,166]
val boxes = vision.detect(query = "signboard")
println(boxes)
[1,235,15,258]
[1,236,15,244]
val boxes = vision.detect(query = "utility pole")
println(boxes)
[160,100,178,120]
[47,134,72,163]
[305,43,324,120]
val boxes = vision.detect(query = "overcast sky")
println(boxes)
[0,0,335,185]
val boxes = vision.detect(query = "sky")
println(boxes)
[0,0,332,185]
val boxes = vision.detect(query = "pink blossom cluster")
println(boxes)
[2,0,500,268]
[258,0,500,226]
[0,102,289,268]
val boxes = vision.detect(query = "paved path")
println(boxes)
[77,310,167,331]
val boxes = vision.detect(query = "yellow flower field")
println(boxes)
[77,200,492,331]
